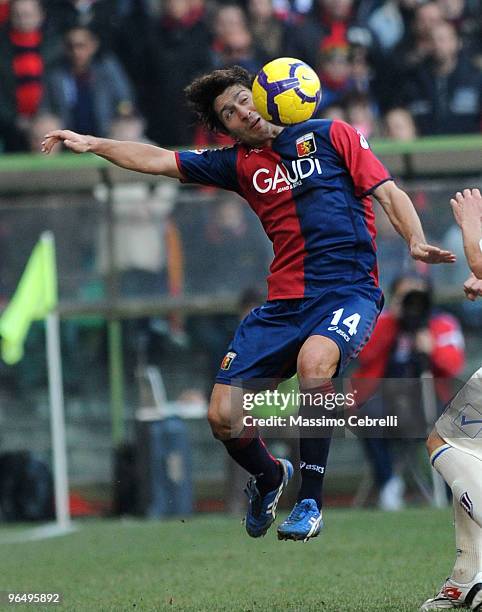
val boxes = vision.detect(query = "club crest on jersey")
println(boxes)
[296,132,316,157]
[221,351,237,371]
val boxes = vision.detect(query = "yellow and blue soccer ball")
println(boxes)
[252,57,322,126]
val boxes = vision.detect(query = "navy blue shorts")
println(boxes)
[216,284,383,388]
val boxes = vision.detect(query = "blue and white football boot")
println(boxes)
[277,498,323,542]
[244,458,293,538]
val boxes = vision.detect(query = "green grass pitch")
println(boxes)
[0,508,454,611]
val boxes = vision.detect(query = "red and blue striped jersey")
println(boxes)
[175,119,392,300]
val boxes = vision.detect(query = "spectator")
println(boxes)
[210,3,266,73]
[0,0,61,152]
[246,0,293,60]
[395,2,445,72]
[96,114,183,300]
[316,44,355,110]
[142,0,211,147]
[437,0,481,56]
[271,0,313,19]
[43,0,123,51]
[42,26,135,137]
[403,21,481,135]
[375,2,445,110]
[112,0,152,116]
[318,104,346,121]
[383,107,417,140]
[353,273,465,510]
[176,192,270,296]
[95,113,186,365]
[367,0,406,55]
[345,93,379,138]
[286,0,371,72]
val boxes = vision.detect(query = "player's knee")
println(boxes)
[207,403,231,439]
[297,336,340,383]
[207,384,241,440]
[297,353,337,382]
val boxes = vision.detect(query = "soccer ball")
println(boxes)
[252,57,322,126]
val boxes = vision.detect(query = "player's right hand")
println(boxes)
[463,273,482,301]
[409,241,456,264]
[450,188,482,228]
[41,130,92,155]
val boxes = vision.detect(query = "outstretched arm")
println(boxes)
[41,130,182,179]
[373,180,455,264]
[450,188,482,279]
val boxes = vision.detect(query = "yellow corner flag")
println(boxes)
[0,232,57,364]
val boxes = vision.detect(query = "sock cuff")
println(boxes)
[223,424,258,451]
[299,381,335,394]
[430,443,453,466]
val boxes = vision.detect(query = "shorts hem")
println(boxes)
[214,377,279,391]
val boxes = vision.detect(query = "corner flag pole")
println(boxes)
[43,231,71,529]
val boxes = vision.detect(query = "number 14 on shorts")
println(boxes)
[328,308,361,336]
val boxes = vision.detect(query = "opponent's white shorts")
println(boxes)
[435,366,482,460]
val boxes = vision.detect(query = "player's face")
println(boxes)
[214,85,282,147]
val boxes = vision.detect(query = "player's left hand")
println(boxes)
[409,242,456,264]
[463,273,482,301]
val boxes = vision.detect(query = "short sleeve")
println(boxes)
[329,120,392,197]
[176,147,239,192]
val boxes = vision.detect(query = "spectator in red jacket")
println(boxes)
[353,273,465,510]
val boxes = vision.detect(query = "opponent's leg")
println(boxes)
[421,429,482,610]
[428,431,482,529]
[208,383,293,537]
[277,335,339,542]
[452,500,482,587]
[421,494,482,610]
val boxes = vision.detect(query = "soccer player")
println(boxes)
[42,66,455,542]
[422,188,482,611]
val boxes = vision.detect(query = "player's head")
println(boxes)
[185,66,281,146]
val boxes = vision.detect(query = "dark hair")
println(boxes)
[185,66,254,134]
[64,24,99,42]
[389,273,432,298]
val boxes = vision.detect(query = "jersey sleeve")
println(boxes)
[175,147,239,192]
[329,120,392,197]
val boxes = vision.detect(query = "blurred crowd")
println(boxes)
[0,0,480,153]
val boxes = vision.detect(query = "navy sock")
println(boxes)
[222,426,281,496]
[297,383,335,510]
